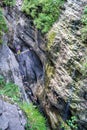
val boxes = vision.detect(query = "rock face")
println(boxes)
[0,44,29,102]
[0,0,87,130]
[0,98,26,130]
[35,0,87,130]
[1,0,45,101]
[0,2,45,130]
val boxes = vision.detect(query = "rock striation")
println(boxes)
[35,0,87,130]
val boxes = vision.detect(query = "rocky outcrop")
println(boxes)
[35,0,87,130]
[0,98,26,130]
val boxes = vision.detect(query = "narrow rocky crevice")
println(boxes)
[1,1,45,103]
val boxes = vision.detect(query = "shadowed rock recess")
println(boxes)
[0,0,87,130]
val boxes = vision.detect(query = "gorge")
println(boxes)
[0,0,87,130]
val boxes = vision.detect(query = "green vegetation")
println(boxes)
[0,75,47,130]
[20,103,47,130]
[81,6,87,42]
[0,8,8,44]
[0,75,5,87]
[47,31,56,50]
[45,62,55,88]
[0,75,20,102]
[22,0,65,33]
[67,116,78,130]
[2,0,16,6]
[46,63,54,79]
[0,82,21,102]
[81,59,87,77]
[61,116,78,130]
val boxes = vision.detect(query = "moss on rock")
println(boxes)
[47,31,56,51]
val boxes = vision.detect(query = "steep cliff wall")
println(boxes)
[36,0,87,130]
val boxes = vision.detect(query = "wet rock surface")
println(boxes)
[0,98,26,130]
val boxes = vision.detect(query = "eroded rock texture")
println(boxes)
[0,98,26,130]
[35,0,87,130]
[0,0,87,130]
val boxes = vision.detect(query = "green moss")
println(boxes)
[46,63,54,79]
[45,62,55,87]
[47,31,56,51]
[0,8,8,44]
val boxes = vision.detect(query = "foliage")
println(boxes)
[0,81,21,102]
[67,116,78,129]
[22,0,65,33]
[2,0,16,6]
[0,75,5,87]
[0,8,8,44]
[81,6,87,42]
[20,102,47,130]
[61,116,78,130]
[61,122,71,130]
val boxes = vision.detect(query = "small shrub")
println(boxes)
[61,116,78,130]
[67,116,78,130]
